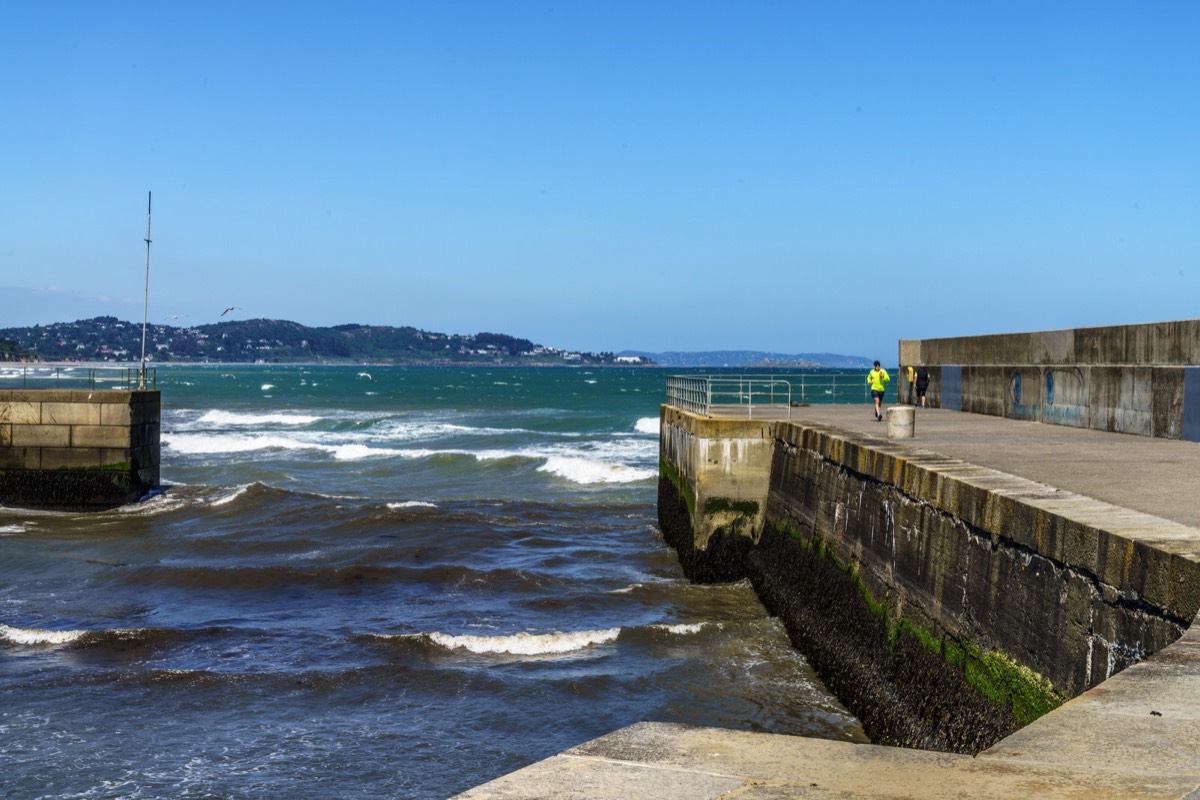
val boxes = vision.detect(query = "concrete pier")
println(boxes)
[455,404,1200,798]
[0,389,160,510]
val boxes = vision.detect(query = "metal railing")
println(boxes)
[666,373,884,418]
[0,366,157,390]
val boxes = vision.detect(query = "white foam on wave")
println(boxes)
[428,628,620,655]
[163,433,409,461]
[375,419,538,442]
[653,622,710,635]
[197,410,321,426]
[387,501,438,509]
[117,491,190,516]
[330,444,409,461]
[635,417,660,435]
[0,524,25,536]
[210,484,252,507]
[538,456,656,485]
[0,623,87,645]
[261,384,274,391]
[164,433,312,455]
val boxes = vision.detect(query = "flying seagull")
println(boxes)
[221,306,239,317]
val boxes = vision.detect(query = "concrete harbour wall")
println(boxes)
[0,389,161,510]
[657,405,1200,753]
[658,406,773,581]
[899,319,1200,440]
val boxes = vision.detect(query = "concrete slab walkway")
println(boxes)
[784,404,1200,529]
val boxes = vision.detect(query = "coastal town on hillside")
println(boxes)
[0,317,650,366]
[0,317,870,368]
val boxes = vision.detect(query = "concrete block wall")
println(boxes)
[659,405,774,550]
[767,422,1200,698]
[899,320,1200,440]
[0,389,160,510]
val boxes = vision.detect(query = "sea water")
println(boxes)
[0,365,866,799]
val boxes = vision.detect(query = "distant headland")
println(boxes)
[0,317,867,368]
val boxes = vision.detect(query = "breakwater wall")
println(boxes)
[0,389,161,510]
[658,406,1200,753]
[899,319,1200,440]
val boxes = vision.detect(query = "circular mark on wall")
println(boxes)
[1045,372,1055,405]
[1012,372,1022,405]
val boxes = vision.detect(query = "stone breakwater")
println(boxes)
[0,389,160,510]
[657,405,1200,754]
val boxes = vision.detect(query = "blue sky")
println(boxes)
[2,2,1198,359]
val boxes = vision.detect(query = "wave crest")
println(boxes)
[427,628,620,655]
[197,410,320,426]
[537,456,656,485]
[0,623,87,645]
[634,417,660,435]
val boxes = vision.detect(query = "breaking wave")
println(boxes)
[634,417,659,435]
[197,410,321,426]
[537,456,656,484]
[0,624,174,648]
[366,622,711,658]
[428,628,620,655]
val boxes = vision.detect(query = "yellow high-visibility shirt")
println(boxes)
[868,368,890,393]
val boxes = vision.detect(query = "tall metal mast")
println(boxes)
[139,191,152,389]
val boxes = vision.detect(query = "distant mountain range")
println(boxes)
[620,350,872,369]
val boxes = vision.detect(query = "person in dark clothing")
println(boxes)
[915,366,930,408]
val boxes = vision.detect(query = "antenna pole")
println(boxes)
[139,191,152,389]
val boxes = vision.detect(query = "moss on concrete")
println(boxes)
[701,497,760,538]
[767,517,1064,727]
[58,460,132,472]
[659,459,695,522]
[703,497,760,516]
[938,636,1067,725]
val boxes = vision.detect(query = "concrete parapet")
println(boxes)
[902,319,1200,368]
[899,320,1200,441]
[0,389,160,510]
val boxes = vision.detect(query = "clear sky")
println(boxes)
[3,2,1198,360]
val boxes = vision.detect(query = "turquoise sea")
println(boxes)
[0,365,867,799]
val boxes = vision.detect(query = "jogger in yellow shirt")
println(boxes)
[867,361,890,421]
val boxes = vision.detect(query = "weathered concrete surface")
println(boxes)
[899,320,1200,440]
[767,413,1200,695]
[903,319,1200,367]
[455,710,1200,798]
[982,600,1200,780]
[659,405,774,573]
[0,389,160,510]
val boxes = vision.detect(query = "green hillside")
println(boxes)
[0,317,648,366]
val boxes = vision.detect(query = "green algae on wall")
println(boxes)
[702,497,760,538]
[659,459,695,522]
[769,518,1066,727]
